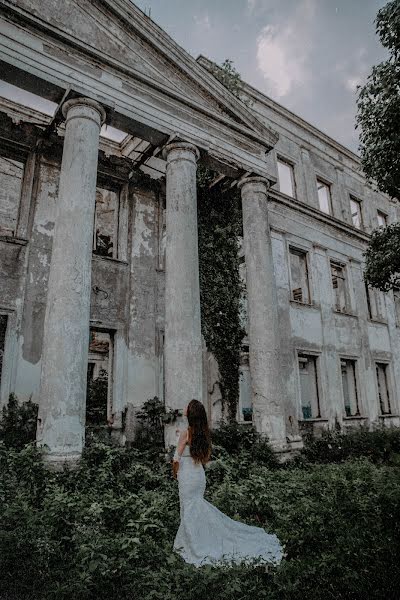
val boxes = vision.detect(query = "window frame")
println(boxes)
[330,260,350,314]
[277,156,296,199]
[0,153,27,239]
[316,178,332,215]
[87,327,115,426]
[349,195,363,229]
[393,287,400,327]
[365,283,387,322]
[377,210,388,228]
[296,351,322,420]
[0,308,16,407]
[375,361,393,416]
[340,357,361,417]
[288,245,312,305]
[237,348,252,423]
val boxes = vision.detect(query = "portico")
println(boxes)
[0,0,288,464]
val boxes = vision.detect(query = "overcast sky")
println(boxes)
[133,0,388,153]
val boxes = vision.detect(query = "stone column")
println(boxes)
[37,98,106,467]
[163,142,202,447]
[239,177,287,450]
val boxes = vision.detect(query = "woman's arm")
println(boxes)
[172,429,188,478]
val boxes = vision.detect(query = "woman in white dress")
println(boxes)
[172,399,284,567]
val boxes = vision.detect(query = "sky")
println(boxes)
[133,0,388,153]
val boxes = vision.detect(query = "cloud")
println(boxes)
[255,0,316,98]
[247,0,257,14]
[194,13,211,31]
[335,47,369,94]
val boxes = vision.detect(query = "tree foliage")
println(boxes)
[364,222,400,290]
[356,1,400,290]
[356,0,400,199]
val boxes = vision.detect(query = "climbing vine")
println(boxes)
[197,168,245,421]
[196,59,248,421]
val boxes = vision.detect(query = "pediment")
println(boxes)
[4,0,278,149]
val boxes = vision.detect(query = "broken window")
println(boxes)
[393,288,400,326]
[375,363,392,415]
[377,210,387,228]
[365,284,386,321]
[331,262,349,313]
[277,158,296,198]
[341,359,360,417]
[0,156,24,236]
[289,247,310,303]
[239,350,252,422]
[350,196,363,229]
[238,255,248,330]
[93,187,119,258]
[0,314,7,389]
[298,354,321,419]
[317,179,332,215]
[86,330,112,426]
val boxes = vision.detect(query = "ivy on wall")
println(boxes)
[196,60,248,422]
[197,167,245,421]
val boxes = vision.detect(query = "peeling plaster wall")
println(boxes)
[245,91,400,436]
[125,187,159,441]
[1,87,400,445]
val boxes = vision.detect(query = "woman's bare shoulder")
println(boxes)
[176,428,189,443]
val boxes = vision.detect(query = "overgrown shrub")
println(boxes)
[2,402,400,600]
[0,393,38,449]
[302,425,400,464]
[134,396,180,450]
[1,440,400,600]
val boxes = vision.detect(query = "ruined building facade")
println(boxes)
[0,0,399,465]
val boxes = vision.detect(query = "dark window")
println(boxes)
[341,359,360,416]
[317,180,331,214]
[350,196,363,229]
[0,157,24,236]
[376,363,392,415]
[93,188,119,258]
[298,354,321,419]
[86,330,112,426]
[289,247,310,303]
[0,315,7,387]
[331,262,349,312]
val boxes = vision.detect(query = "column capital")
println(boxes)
[162,141,200,163]
[62,97,106,126]
[238,176,270,193]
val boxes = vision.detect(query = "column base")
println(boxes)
[41,449,82,471]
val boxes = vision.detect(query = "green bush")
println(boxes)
[302,425,400,464]
[0,393,38,449]
[1,403,400,600]
[1,431,400,600]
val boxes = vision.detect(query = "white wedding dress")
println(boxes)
[173,442,284,567]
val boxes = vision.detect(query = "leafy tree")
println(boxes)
[357,0,400,199]
[356,0,400,290]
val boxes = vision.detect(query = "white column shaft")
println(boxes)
[37,98,105,466]
[240,177,286,449]
[163,142,202,446]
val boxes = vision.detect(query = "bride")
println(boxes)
[172,399,284,567]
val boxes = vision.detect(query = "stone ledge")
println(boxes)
[0,235,28,246]
[333,309,358,319]
[290,299,319,310]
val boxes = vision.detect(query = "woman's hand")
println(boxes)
[172,460,179,479]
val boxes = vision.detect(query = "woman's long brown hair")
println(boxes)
[187,399,211,464]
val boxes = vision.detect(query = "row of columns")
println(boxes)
[36,97,286,467]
